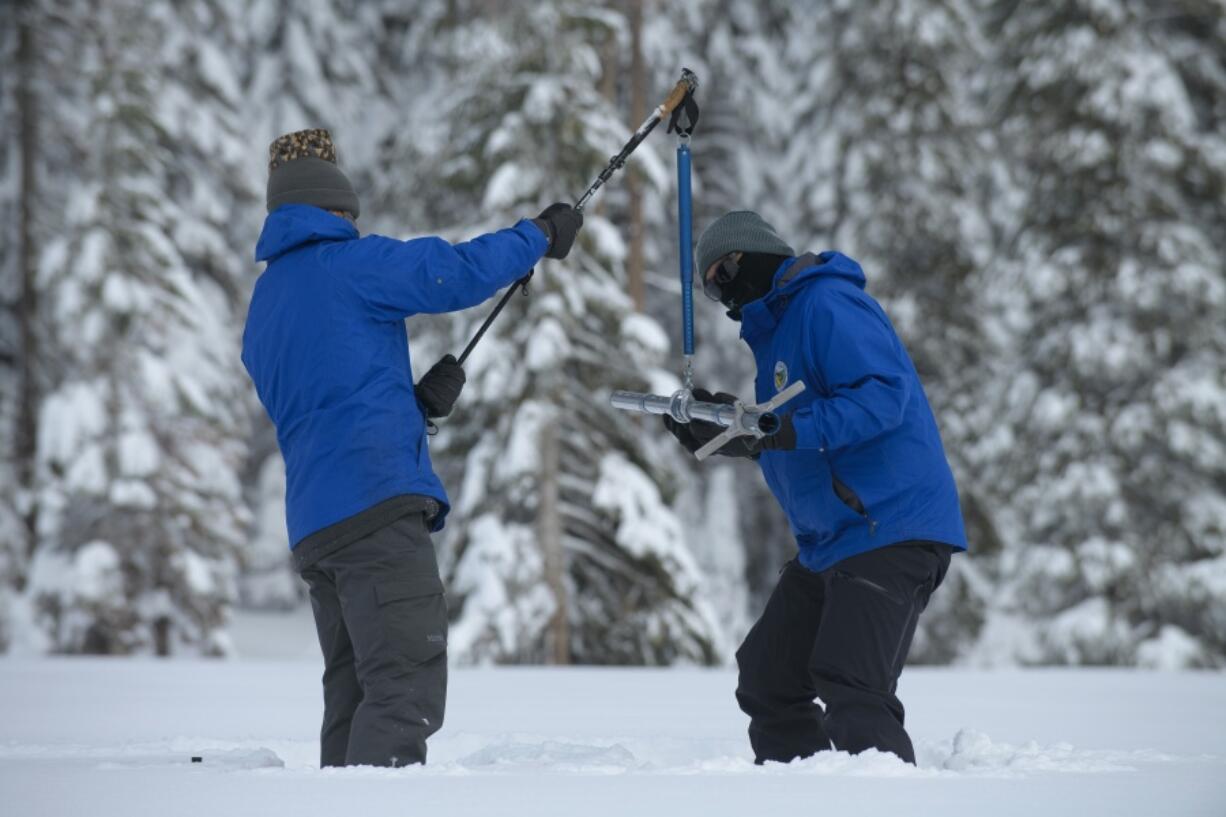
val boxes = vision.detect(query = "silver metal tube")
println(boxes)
[610,389,780,436]
[686,401,736,426]
[610,390,672,416]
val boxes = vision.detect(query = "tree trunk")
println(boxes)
[595,11,620,219]
[538,420,569,664]
[16,0,40,559]
[626,0,646,312]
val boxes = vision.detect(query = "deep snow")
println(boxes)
[1,613,1223,816]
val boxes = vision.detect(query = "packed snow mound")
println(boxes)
[458,739,638,771]
[928,729,1177,775]
[98,747,285,771]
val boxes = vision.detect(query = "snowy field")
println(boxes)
[1,613,1224,817]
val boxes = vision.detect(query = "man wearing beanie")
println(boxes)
[242,128,583,768]
[664,210,967,765]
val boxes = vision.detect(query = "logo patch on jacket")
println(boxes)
[774,361,788,392]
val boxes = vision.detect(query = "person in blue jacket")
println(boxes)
[663,211,967,765]
[242,129,582,768]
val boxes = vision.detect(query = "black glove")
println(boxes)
[760,413,797,452]
[662,413,702,453]
[533,202,584,260]
[415,354,466,419]
[667,92,700,136]
[661,388,760,459]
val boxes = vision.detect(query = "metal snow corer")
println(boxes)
[606,73,806,459]
[611,381,806,461]
[456,68,701,367]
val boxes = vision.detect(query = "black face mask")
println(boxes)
[701,253,787,321]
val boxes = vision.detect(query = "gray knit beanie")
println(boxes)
[266,128,361,218]
[695,211,795,276]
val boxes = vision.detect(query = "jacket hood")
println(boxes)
[255,204,359,262]
[770,251,866,296]
[740,251,867,340]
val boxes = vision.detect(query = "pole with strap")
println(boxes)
[456,69,700,366]
[457,270,531,366]
[575,68,698,212]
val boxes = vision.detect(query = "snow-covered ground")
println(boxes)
[1,612,1223,816]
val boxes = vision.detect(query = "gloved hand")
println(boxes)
[760,413,796,452]
[415,354,466,419]
[533,202,584,260]
[661,388,761,459]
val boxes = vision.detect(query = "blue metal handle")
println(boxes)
[676,140,694,357]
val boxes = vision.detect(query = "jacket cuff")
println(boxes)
[792,409,827,452]
[518,218,551,257]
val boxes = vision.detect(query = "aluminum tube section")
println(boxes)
[610,390,674,415]
[610,390,779,435]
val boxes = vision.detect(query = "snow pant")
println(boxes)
[735,541,951,765]
[299,511,448,768]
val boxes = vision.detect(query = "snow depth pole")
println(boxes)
[457,69,700,368]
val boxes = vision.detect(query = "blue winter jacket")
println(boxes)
[243,205,548,547]
[741,252,968,571]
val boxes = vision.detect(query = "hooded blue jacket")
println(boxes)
[741,252,968,572]
[243,205,548,547]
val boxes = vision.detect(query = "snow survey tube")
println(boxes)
[611,381,806,460]
[610,387,783,436]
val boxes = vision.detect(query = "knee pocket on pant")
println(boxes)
[374,575,448,667]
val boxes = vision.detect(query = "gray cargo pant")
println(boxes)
[299,509,448,767]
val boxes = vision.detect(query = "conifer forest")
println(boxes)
[2,0,1224,668]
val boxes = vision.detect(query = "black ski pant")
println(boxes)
[299,511,448,767]
[735,542,951,765]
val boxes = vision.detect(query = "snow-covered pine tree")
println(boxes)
[362,0,484,236]
[0,0,34,650]
[24,0,252,655]
[373,2,725,664]
[983,0,1226,666]
[244,0,389,192]
[644,0,797,627]
[589,1,764,646]
[2,0,109,649]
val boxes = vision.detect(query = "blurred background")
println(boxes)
[0,0,1223,667]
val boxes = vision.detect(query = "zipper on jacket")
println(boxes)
[831,473,878,535]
